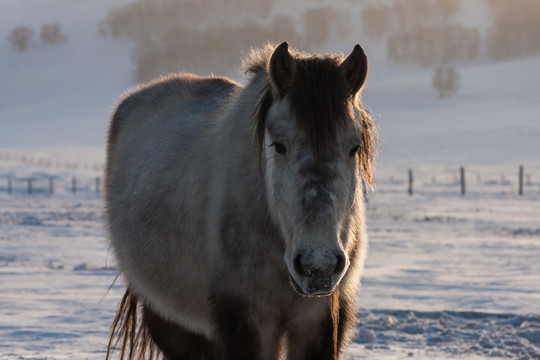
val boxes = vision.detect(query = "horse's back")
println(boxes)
[108,73,239,148]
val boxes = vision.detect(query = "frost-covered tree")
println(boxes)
[484,0,540,59]
[41,23,67,45]
[432,66,460,97]
[8,26,34,51]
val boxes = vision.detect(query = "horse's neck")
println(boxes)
[210,73,272,221]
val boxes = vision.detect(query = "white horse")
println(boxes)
[105,42,377,360]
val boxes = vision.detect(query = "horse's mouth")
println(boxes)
[288,273,334,297]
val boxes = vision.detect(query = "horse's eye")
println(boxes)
[270,142,287,155]
[349,145,360,157]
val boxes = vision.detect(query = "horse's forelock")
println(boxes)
[288,56,350,160]
[254,56,350,158]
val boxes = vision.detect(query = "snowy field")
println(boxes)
[1,161,539,359]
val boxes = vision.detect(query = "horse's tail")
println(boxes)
[106,288,158,360]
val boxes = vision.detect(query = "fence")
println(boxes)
[380,164,539,198]
[1,174,102,196]
[0,149,104,197]
[2,165,538,198]
[0,150,104,172]
[400,165,537,196]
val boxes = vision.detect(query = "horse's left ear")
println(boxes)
[269,42,297,99]
[340,44,368,96]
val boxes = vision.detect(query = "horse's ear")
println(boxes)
[269,42,297,99]
[340,44,368,96]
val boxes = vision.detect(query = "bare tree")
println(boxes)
[8,26,34,51]
[432,66,460,97]
[41,23,67,45]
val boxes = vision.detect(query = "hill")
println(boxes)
[1,0,539,169]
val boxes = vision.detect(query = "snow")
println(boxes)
[0,192,123,360]
[2,169,539,359]
[1,0,540,358]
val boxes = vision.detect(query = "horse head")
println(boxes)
[257,42,374,296]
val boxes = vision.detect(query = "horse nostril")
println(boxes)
[294,253,305,275]
[334,254,346,275]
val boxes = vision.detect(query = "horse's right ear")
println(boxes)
[269,42,297,99]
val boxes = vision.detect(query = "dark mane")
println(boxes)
[246,45,377,184]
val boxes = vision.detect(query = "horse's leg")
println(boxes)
[285,309,335,360]
[143,305,215,360]
[212,293,263,360]
[286,292,356,360]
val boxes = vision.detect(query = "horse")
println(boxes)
[105,42,377,360]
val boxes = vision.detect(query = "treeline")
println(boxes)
[130,16,301,80]
[100,0,540,81]
[99,0,347,82]
[99,0,272,39]
[361,0,480,66]
[362,0,540,65]
[387,25,480,66]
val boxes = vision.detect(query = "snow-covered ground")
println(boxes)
[2,0,540,358]
[355,176,540,359]
[1,167,539,359]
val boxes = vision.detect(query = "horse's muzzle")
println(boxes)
[288,249,348,296]
[289,272,334,297]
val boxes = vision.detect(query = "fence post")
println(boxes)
[408,169,413,196]
[518,165,524,196]
[27,178,33,195]
[49,176,54,195]
[96,177,101,194]
[460,166,465,195]
[72,177,77,194]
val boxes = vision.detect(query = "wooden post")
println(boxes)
[518,165,524,196]
[27,178,33,195]
[408,169,413,196]
[72,177,77,194]
[460,166,465,195]
[96,177,101,194]
[49,176,54,195]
